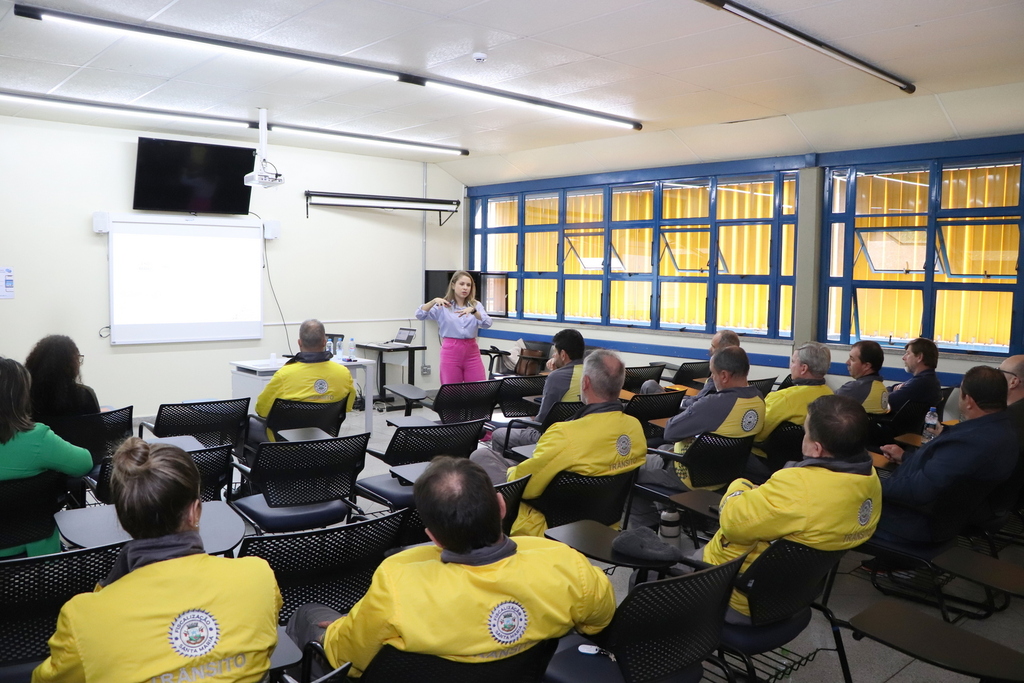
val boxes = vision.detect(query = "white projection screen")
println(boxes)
[105,213,263,344]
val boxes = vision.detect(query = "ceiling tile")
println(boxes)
[16,0,172,21]
[674,116,814,160]
[85,33,221,78]
[0,55,79,92]
[426,38,593,87]
[0,10,118,65]
[557,75,704,110]
[668,47,843,90]
[151,0,324,41]
[344,18,519,71]
[385,119,492,142]
[198,90,314,119]
[572,129,701,171]
[264,100,376,128]
[607,21,794,72]
[608,89,781,130]
[450,0,648,38]
[437,154,534,187]
[455,104,562,130]
[328,110,429,136]
[50,67,168,104]
[171,51,306,90]
[877,37,1024,95]
[719,67,904,114]
[256,64,392,100]
[789,95,955,152]
[389,95,496,122]
[490,58,649,99]
[938,82,1024,139]
[326,81,445,111]
[501,142,605,180]
[130,79,248,112]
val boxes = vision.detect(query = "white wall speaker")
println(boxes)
[92,211,112,233]
[263,219,281,240]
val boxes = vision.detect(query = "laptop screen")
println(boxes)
[395,327,416,344]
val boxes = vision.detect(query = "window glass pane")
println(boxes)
[778,285,793,338]
[483,275,508,316]
[831,170,848,214]
[566,189,603,223]
[716,283,769,334]
[663,179,710,219]
[564,228,605,274]
[829,223,845,278]
[524,232,557,272]
[525,192,559,225]
[782,174,796,215]
[934,290,1012,352]
[826,287,843,341]
[473,200,483,230]
[855,169,929,215]
[935,221,1018,284]
[852,217,928,283]
[660,282,707,329]
[780,224,795,277]
[472,234,481,272]
[611,228,652,273]
[717,175,774,220]
[941,162,1021,209]
[485,233,517,271]
[522,279,557,319]
[659,229,710,276]
[487,196,518,228]
[611,281,651,325]
[508,278,518,316]
[612,185,653,221]
[565,280,602,322]
[719,224,771,275]
[853,288,922,344]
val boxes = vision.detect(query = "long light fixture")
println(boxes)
[695,0,915,93]
[13,3,643,132]
[305,191,461,224]
[272,124,468,156]
[0,91,251,129]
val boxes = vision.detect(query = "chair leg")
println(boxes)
[821,562,839,607]
[704,653,737,683]
[812,602,853,683]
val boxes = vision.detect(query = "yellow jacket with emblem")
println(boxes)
[255,353,355,439]
[754,381,833,456]
[322,536,615,677]
[505,403,647,537]
[32,553,282,683]
[702,457,882,615]
[835,374,889,414]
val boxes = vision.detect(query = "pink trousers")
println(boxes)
[440,337,486,385]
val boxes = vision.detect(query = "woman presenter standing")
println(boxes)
[416,270,492,384]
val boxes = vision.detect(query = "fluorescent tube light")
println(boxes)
[306,191,460,213]
[271,125,468,156]
[0,92,251,128]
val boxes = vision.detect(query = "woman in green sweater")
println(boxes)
[0,357,92,557]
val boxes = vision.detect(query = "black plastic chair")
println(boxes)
[140,397,250,449]
[671,361,711,390]
[623,391,687,442]
[759,421,805,472]
[777,375,794,391]
[936,385,956,419]
[0,542,122,676]
[91,442,233,505]
[237,509,406,625]
[0,472,69,556]
[748,377,777,398]
[500,401,585,458]
[544,556,745,683]
[529,468,639,530]
[40,406,133,507]
[230,434,368,534]
[388,379,503,428]
[623,365,666,393]
[249,398,347,450]
[637,434,755,503]
[496,375,548,419]
[874,399,931,446]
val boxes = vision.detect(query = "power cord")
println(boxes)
[251,211,292,356]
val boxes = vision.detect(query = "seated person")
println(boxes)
[876,365,1018,545]
[1000,355,1024,442]
[252,319,355,442]
[630,346,765,528]
[33,438,282,682]
[887,337,942,413]
[753,342,833,457]
[639,330,740,409]
[835,340,889,414]
[491,328,585,452]
[701,395,882,619]
[471,349,646,536]
[25,335,100,419]
[287,457,615,678]
[0,357,92,558]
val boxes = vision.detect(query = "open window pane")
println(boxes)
[663,179,710,219]
[611,228,652,273]
[564,280,602,322]
[522,279,557,319]
[853,217,928,282]
[855,169,929,215]
[716,284,769,334]
[659,229,710,276]
[611,281,651,325]
[719,224,771,275]
[853,288,922,344]
[566,189,603,223]
[660,282,707,329]
[934,290,1012,352]
[780,224,795,277]
[486,233,517,271]
[487,196,518,228]
[778,285,793,338]
[525,192,559,225]
[717,175,774,220]
[941,162,1021,209]
[524,232,557,272]
[935,221,1018,283]
[564,229,605,274]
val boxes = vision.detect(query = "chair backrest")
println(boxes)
[0,472,68,550]
[671,361,710,387]
[624,392,687,440]
[238,509,405,624]
[93,443,234,505]
[381,420,486,467]
[927,476,1006,542]
[760,421,805,472]
[39,406,133,466]
[151,397,250,448]
[889,400,932,436]
[251,434,368,508]
[0,542,123,665]
[593,556,745,683]
[530,468,638,528]
[777,374,794,391]
[431,380,503,424]
[265,398,347,438]
[497,376,548,419]
[496,475,531,536]
[361,640,558,683]
[748,377,778,398]
[736,540,846,626]
[680,433,755,490]
[623,365,665,393]
[539,402,584,433]
[937,385,956,419]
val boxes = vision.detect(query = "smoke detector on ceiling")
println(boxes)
[472,52,488,63]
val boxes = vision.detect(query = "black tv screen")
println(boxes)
[133,137,255,215]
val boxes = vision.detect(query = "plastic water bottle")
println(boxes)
[345,337,356,361]
[325,340,334,356]
[921,407,939,443]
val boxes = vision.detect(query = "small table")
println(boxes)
[390,462,431,485]
[545,519,676,576]
[357,342,428,410]
[56,501,246,555]
[144,435,205,451]
[270,626,303,676]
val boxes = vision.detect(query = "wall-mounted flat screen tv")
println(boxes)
[133,137,255,215]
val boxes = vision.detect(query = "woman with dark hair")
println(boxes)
[24,335,99,419]
[34,437,282,682]
[0,357,93,558]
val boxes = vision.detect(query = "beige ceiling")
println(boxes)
[1,0,1023,186]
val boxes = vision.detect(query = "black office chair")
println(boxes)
[623,391,687,443]
[237,509,406,625]
[623,364,666,393]
[777,374,794,391]
[636,434,754,501]
[500,401,585,459]
[230,434,368,534]
[494,375,547,421]
[529,468,639,530]
[672,361,711,390]
[248,397,347,451]
[0,471,69,557]
[748,377,777,398]
[873,399,931,446]
[758,421,805,472]
[140,397,250,449]
[40,406,133,507]
[388,379,503,428]
[91,442,233,505]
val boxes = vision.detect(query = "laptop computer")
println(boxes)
[376,327,417,348]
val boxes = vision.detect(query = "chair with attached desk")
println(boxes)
[499,400,585,461]
[758,421,805,473]
[748,376,778,398]
[246,397,348,458]
[622,391,687,445]
[0,472,70,559]
[872,399,930,448]
[91,442,234,505]
[491,374,547,425]
[529,468,639,531]
[385,379,502,428]
[140,397,250,450]
[623,364,666,393]
[671,361,711,391]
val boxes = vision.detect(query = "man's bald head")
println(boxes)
[298,319,327,352]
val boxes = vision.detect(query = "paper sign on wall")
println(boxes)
[0,268,12,299]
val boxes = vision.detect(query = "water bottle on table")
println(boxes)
[921,407,939,443]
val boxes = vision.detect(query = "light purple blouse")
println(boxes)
[415,301,493,339]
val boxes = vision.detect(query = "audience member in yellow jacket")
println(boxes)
[33,438,282,683]
[702,395,882,617]
[471,349,646,536]
[754,342,833,457]
[286,457,615,678]
[836,340,889,414]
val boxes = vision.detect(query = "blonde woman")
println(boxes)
[416,270,492,384]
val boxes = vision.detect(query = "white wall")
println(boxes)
[0,116,466,416]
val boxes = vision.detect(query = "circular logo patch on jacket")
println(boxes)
[616,434,632,456]
[169,609,219,658]
[741,409,760,432]
[314,379,329,394]
[488,601,528,645]
[858,499,873,526]
[879,391,889,411]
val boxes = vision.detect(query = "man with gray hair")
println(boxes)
[471,349,646,537]
[752,341,833,458]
